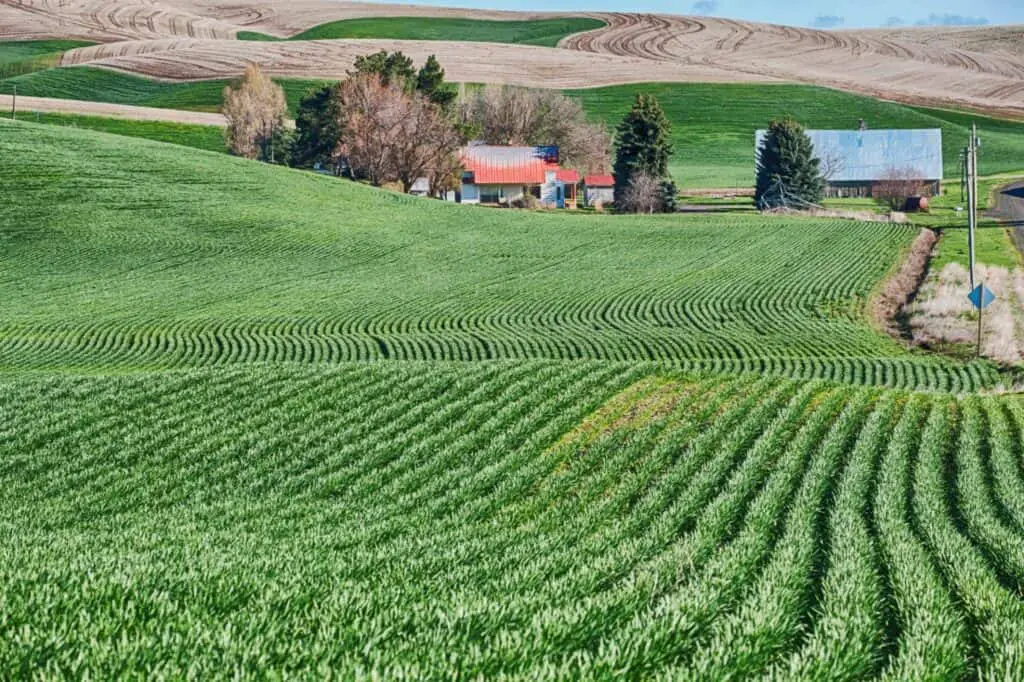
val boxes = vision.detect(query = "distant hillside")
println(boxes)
[1,117,999,389]
[851,25,1024,59]
[570,83,1024,187]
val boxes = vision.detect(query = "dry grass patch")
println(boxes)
[908,262,1024,364]
[874,228,937,337]
[546,377,695,455]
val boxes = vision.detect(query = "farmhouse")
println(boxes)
[458,144,579,208]
[583,175,615,207]
[755,128,944,198]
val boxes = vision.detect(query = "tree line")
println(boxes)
[222,58,926,216]
[221,53,685,213]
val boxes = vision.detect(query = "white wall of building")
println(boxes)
[459,184,531,204]
[585,187,615,207]
[459,177,578,207]
[540,171,559,207]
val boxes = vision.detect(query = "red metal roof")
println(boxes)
[584,175,615,187]
[462,145,556,185]
[555,169,580,183]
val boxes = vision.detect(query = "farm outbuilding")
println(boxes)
[583,175,615,207]
[457,145,580,208]
[755,128,944,198]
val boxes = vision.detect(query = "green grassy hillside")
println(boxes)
[0,66,326,115]
[569,83,1024,187]
[5,89,1024,680]
[4,364,1024,677]
[0,39,94,79]
[240,16,605,46]
[10,110,224,152]
[0,119,1002,389]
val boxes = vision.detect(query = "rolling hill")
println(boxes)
[0,118,1002,388]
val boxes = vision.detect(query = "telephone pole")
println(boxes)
[10,84,15,121]
[966,123,978,289]
[963,122,995,359]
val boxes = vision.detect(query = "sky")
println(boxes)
[362,0,1024,28]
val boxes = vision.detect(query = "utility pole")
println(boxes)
[10,84,15,121]
[966,123,978,289]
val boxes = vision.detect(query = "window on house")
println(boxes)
[479,187,500,204]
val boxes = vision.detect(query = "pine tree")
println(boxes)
[291,83,344,170]
[613,94,674,209]
[416,55,456,110]
[352,50,416,89]
[755,118,825,209]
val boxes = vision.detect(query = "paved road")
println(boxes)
[991,181,1024,257]
[0,94,225,126]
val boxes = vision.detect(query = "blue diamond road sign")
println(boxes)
[968,284,996,310]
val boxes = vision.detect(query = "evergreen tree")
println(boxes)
[415,54,456,110]
[416,55,457,110]
[612,94,674,209]
[660,178,678,213]
[291,84,344,170]
[352,50,416,89]
[755,118,825,209]
[415,55,444,93]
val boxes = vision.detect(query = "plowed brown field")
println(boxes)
[561,13,1024,116]
[2,1,1022,118]
[0,92,224,123]
[58,38,773,88]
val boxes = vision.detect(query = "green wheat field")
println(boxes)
[2,111,1024,678]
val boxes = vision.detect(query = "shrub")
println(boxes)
[875,167,926,211]
[509,193,542,210]
[619,171,664,213]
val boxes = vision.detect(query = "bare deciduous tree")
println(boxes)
[427,150,463,198]
[390,96,464,194]
[818,146,845,182]
[561,119,612,177]
[222,63,287,161]
[460,85,610,174]
[336,75,396,186]
[875,166,925,210]
[618,171,663,214]
[335,73,463,193]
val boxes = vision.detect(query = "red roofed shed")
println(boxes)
[583,175,616,207]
